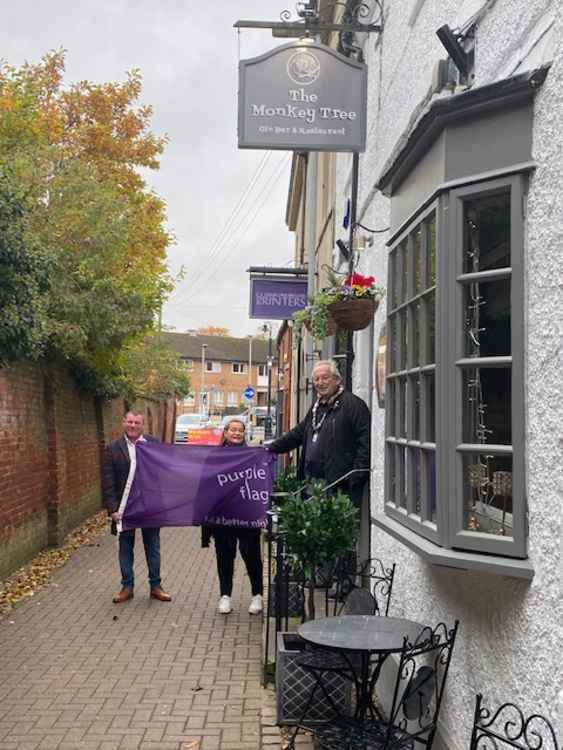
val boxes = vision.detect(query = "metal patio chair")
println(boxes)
[470,693,560,750]
[331,556,396,617]
[311,619,459,750]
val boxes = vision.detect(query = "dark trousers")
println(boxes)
[118,528,161,589]
[213,528,263,597]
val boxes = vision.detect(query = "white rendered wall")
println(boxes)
[333,1,563,747]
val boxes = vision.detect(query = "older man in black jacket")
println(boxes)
[269,360,370,504]
[102,411,171,604]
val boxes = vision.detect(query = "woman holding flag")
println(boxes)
[202,418,264,615]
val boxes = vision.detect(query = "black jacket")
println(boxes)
[269,390,370,504]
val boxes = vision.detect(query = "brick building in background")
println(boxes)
[162,332,277,418]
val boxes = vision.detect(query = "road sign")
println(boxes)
[244,386,256,400]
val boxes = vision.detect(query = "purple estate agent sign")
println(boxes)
[121,442,275,530]
[250,277,308,320]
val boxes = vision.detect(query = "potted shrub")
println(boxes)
[277,481,359,621]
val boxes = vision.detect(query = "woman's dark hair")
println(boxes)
[220,419,247,446]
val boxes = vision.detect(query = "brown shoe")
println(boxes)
[150,586,172,602]
[113,587,134,603]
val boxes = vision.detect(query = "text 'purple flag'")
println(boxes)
[122,443,275,531]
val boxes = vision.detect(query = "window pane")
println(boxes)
[464,191,510,273]
[387,445,397,504]
[463,453,513,536]
[398,446,407,509]
[413,300,421,366]
[424,450,437,523]
[390,251,397,308]
[399,377,407,437]
[401,242,409,303]
[387,380,395,434]
[414,227,423,294]
[426,291,436,364]
[464,278,511,357]
[412,447,422,514]
[413,374,421,441]
[426,372,436,443]
[463,368,512,444]
[426,214,436,287]
[390,315,399,373]
[400,309,408,370]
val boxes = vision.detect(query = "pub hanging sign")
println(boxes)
[238,40,367,152]
[249,276,308,320]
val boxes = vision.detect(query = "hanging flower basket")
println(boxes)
[328,297,379,331]
[304,314,338,337]
[292,273,385,340]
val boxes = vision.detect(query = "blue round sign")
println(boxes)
[244,386,256,400]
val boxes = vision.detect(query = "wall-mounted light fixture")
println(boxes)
[436,24,470,78]
[356,235,374,250]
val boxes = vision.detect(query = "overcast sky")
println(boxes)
[1,1,294,336]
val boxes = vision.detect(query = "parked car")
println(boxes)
[174,413,209,443]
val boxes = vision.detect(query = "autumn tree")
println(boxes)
[0,51,182,397]
[0,168,50,363]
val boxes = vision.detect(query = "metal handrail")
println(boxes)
[268,467,370,513]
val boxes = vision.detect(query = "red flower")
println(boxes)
[344,273,375,288]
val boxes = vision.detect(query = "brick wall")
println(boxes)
[0,363,175,580]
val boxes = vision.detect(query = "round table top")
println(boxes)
[298,615,426,653]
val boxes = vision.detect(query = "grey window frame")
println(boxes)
[446,175,526,557]
[384,174,527,560]
[385,201,439,545]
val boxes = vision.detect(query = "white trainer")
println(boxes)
[218,595,232,614]
[248,594,263,615]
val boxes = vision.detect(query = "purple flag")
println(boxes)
[121,443,275,531]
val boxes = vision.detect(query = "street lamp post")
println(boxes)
[200,344,207,417]
[263,324,273,439]
[247,335,253,388]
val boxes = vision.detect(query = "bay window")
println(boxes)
[372,71,547,576]
[384,176,526,561]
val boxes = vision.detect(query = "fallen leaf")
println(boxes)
[182,741,200,749]
[0,511,107,618]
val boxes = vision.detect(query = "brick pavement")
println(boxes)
[0,526,274,750]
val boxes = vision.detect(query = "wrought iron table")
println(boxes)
[298,615,426,721]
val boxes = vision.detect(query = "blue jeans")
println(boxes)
[118,528,161,589]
